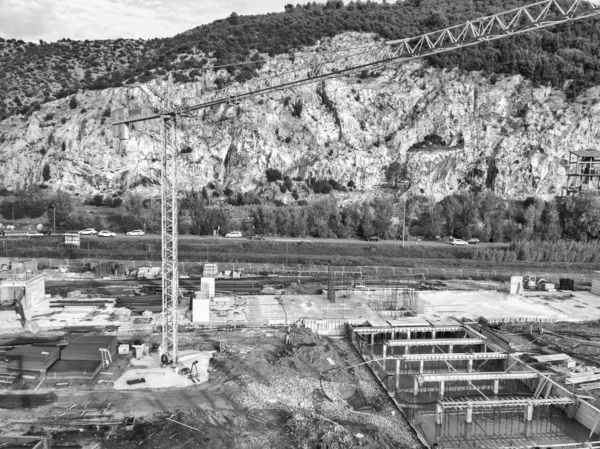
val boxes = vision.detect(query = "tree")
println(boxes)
[384,161,404,188]
[540,200,562,242]
[42,164,51,182]
[68,96,78,110]
[50,190,74,229]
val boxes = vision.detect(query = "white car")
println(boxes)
[451,238,469,246]
[126,229,145,236]
[79,228,98,235]
[225,231,242,238]
[98,230,116,237]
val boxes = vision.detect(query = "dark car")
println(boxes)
[467,238,480,245]
[250,235,265,241]
[367,236,381,242]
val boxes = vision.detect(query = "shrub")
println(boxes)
[68,96,78,110]
[266,168,283,182]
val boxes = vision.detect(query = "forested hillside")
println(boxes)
[1,0,599,121]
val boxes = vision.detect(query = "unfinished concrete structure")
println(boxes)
[348,319,600,448]
[0,266,45,310]
[564,149,600,195]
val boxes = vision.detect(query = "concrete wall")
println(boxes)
[505,354,600,438]
[1,275,45,310]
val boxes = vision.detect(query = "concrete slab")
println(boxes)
[417,290,600,322]
[114,351,213,390]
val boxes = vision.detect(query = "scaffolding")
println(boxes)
[564,149,600,195]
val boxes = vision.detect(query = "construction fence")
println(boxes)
[11,258,594,285]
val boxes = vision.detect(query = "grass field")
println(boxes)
[3,236,599,274]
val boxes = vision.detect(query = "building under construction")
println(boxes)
[564,149,600,195]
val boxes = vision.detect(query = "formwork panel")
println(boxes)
[60,344,116,362]
[5,346,60,372]
[46,360,102,380]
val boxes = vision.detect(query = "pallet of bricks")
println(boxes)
[4,345,60,379]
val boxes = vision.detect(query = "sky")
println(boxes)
[0,0,316,42]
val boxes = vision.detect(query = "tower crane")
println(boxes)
[111,0,599,364]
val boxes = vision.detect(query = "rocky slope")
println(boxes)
[0,33,599,201]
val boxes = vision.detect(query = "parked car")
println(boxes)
[79,228,98,235]
[225,231,242,238]
[26,231,43,236]
[250,234,265,240]
[451,238,469,246]
[98,230,116,237]
[467,238,480,245]
[367,236,381,242]
[5,225,14,231]
[126,229,145,236]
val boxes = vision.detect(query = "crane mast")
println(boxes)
[111,0,599,365]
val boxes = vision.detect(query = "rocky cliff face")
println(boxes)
[1,33,599,201]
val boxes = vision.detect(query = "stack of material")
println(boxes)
[115,295,161,313]
[49,298,116,309]
[214,280,262,295]
[60,336,118,362]
[47,360,102,380]
[5,346,60,373]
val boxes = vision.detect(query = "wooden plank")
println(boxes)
[566,374,600,385]
[532,353,571,363]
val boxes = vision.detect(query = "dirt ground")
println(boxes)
[0,327,422,449]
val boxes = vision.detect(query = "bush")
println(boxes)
[68,96,78,110]
[266,168,283,182]
[91,194,104,207]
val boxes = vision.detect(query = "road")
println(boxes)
[1,231,509,249]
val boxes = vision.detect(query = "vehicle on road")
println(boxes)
[98,230,116,237]
[451,238,469,246]
[3,225,14,231]
[225,231,242,238]
[126,229,145,236]
[367,236,381,242]
[79,228,98,235]
[250,235,265,241]
[26,231,44,236]
[467,238,480,245]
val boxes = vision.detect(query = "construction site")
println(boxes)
[2,259,600,448]
[3,1,600,448]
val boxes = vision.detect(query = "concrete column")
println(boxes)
[525,419,532,438]
[370,333,374,345]
[439,381,445,400]
[448,345,453,354]
[436,403,443,425]
[406,331,411,340]
[413,377,420,396]
[482,344,487,353]
[432,330,437,339]
[465,406,473,424]
[525,403,533,421]
[382,343,387,359]
[395,359,401,390]
[419,360,424,374]
[405,345,410,355]
[468,359,474,372]
[432,346,435,354]
[493,379,499,395]
[390,331,395,340]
